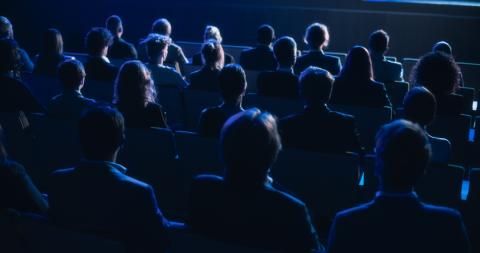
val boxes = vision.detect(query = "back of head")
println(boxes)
[403,86,437,127]
[300,66,334,105]
[339,45,373,81]
[152,18,171,36]
[221,109,282,187]
[432,41,452,55]
[411,52,460,96]
[105,15,123,37]
[204,25,223,44]
[0,16,13,39]
[304,23,329,50]
[273,36,297,68]
[42,28,63,55]
[219,64,247,103]
[85,27,113,57]
[58,59,86,91]
[0,38,20,73]
[375,119,431,192]
[368,29,389,55]
[115,60,156,106]
[144,34,171,61]
[257,24,275,45]
[201,39,224,69]
[79,106,125,161]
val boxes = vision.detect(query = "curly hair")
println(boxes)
[114,60,156,107]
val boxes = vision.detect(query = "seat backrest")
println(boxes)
[243,94,303,119]
[64,52,89,64]
[183,89,222,131]
[22,73,62,107]
[175,41,202,59]
[457,61,480,89]
[325,51,347,66]
[183,64,202,77]
[0,112,34,168]
[157,86,184,129]
[456,86,475,113]
[271,149,360,219]
[468,168,480,205]
[401,58,418,83]
[384,81,409,109]
[222,44,250,63]
[245,70,260,93]
[82,80,115,103]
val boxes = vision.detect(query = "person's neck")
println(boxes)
[150,59,164,67]
[310,47,324,53]
[379,185,414,194]
[222,100,243,110]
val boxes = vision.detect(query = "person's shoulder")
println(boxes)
[429,135,452,146]
[170,42,182,51]
[328,109,356,123]
[0,159,27,175]
[420,202,463,221]
[324,54,341,63]
[264,186,309,210]
[334,201,374,221]
[279,112,304,126]
[51,167,76,177]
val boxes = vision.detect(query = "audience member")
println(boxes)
[411,52,464,115]
[47,59,97,119]
[84,27,118,82]
[432,41,464,87]
[294,23,341,76]
[327,119,470,253]
[0,124,48,213]
[189,108,323,253]
[280,67,363,154]
[330,46,391,107]
[33,28,71,76]
[47,106,169,253]
[143,33,187,89]
[240,24,277,71]
[0,16,34,72]
[257,36,299,99]
[368,29,403,83]
[198,64,246,137]
[105,15,138,60]
[188,40,224,91]
[0,38,44,112]
[114,60,168,128]
[192,25,234,66]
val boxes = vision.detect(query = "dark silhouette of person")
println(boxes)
[0,124,49,214]
[33,28,72,76]
[0,38,44,112]
[188,108,323,253]
[327,119,470,253]
[105,15,138,60]
[411,52,464,115]
[294,23,341,76]
[114,61,168,128]
[330,46,391,107]
[47,59,97,119]
[47,106,169,253]
[0,16,34,72]
[192,25,235,66]
[143,34,187,89]
[188,40,224,91]
[280,66,363,154]
[432,41,464,87]
[240,24,277,71]
[403,86,451,164]
[368,30,403,83]
[198,64,246,138]
[257,36,299,99]
[84,27,118,82]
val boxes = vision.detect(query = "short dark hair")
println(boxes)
[143,34,171,61]
[85,27,113,56]
[432,41,452,55]
[375,119,431,190]
[257,24,275,45]
[300,66,334,105]
[304,23,329,49]
[58,59,86,91]
[403,86,437,127]
[219,64,247,102]
[368,29,389,54]
[79,106,125,160]
[273,36,297,67]
[106,15,123,36]
[411,52,460,96]
[152,18,171,36]
[201,39,224,68]
[42,28,63,55]
[0,38,19,73]
[221,109,282,186]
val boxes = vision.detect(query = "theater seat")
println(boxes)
[22,73,62,107]
[243,94,304,119]
[245,70,260,93]
[82,79,115,103]
[384,81,409,109]
[183,89,222,131]
[157,86,185,129]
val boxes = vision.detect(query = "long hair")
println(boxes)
[202,39,224,69]
[338,46,373,82]
[42,28,63,56]
[114,60,157,107]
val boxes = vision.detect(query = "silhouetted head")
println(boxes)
[300,66,334,106]
[221,109,282,187]
[411,52,460,96]
[273,36,297,68]
[58,59,86,91]
[403,86,437,128]
[375,119,431,193]
[257,24,275,46]
[79,107,125,161]
[219,64,247,104]
[85,27,113,57]
[106,15,123,38]
[339,46,373,81]
[201,39,224,69]
[152,18,172,37]
[203,25,223,44]
[304,23,330,50]
[144,34,171,64]
[42,28,63,56]
[432,41,452,55]
[368,29,389,55]
[114,60,156,107]
[0,16,13,39]
[0,38,20,73]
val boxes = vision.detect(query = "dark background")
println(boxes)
[1,0,479,62]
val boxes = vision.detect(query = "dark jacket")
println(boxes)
[108,37,138,60]
[198,105,243,138]
[84,56,118,82]
[0,75,44,113]
[47,90,97,119]
[294,51,341,76]
[331,78,391,108]
[188,67,221,92]
[371,54,403,83]
[257,70,299,99]
[116,102,168,128]
[34,54,71,76]
[240,45,277,71]
[192,52,235,66]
